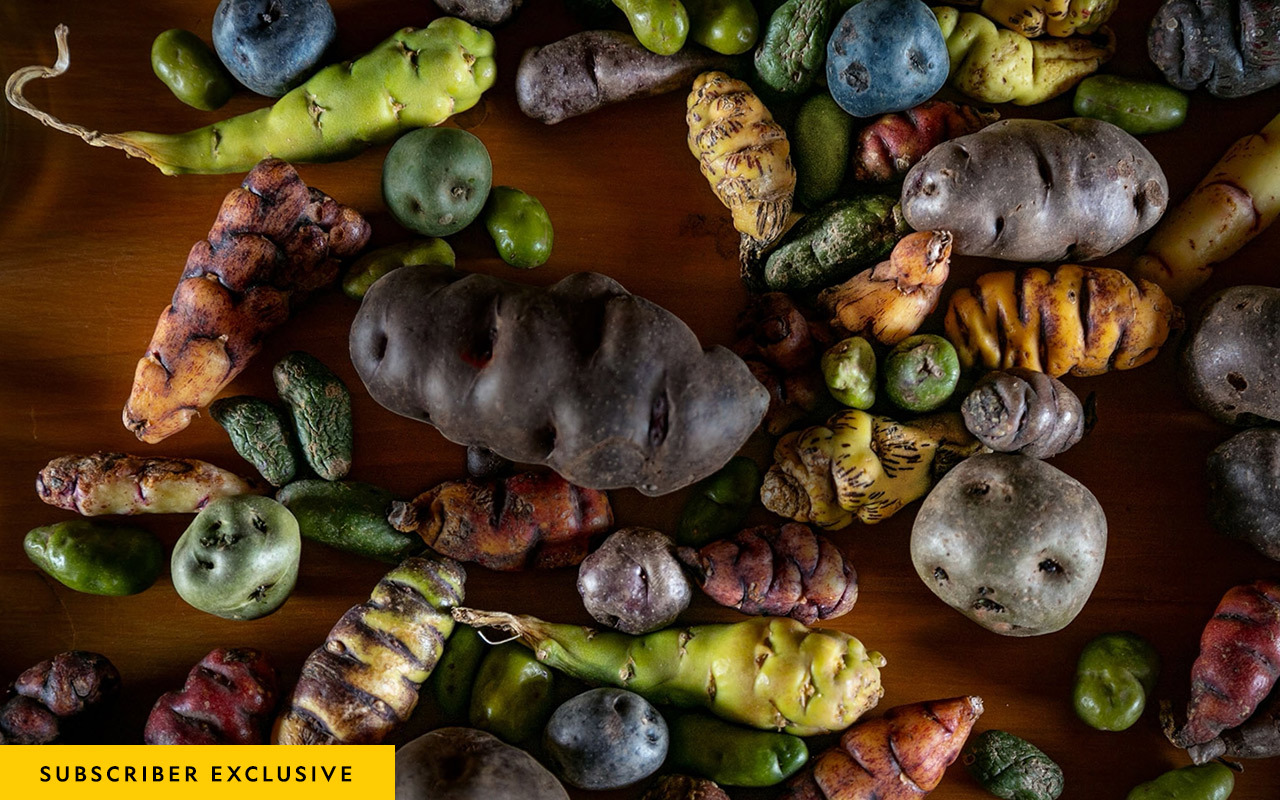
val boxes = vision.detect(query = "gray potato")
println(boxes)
[544,688,669,790]
[396,727,569,800]
[516,31,738,125]
[349,265,768,497]
[432,0,525,27]
[911,454,1107,637]
[1181,285,1280,426]
[578,527,692,634]
[1207,428,1280,562]
[901,118,1168,262]
[1149,0,1280,99]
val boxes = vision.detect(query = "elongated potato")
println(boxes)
[902,118,1167,262]
[1132,111,1280,302]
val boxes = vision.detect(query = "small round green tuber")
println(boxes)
[963,729,1064,800]
[484,186,554,269]
[151,29,234,111]
[1125,762,1235,800]
[883,334,959,412]
[1072,631,1160,732]
[675,456,762,548]
[821,337,876,409]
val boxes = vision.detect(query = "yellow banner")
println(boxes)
[2,745,394,799]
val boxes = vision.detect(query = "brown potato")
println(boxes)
[1181,285,1280,426]
[396,727,569,799]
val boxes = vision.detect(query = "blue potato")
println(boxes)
[543,688,668,790]
[825,0,947,117]
[213,0,337,97]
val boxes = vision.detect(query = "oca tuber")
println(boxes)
[781,696,984,800]
[961,368,1087,459]
[761,409,983,529]
[388,471,613,571]
[1169,578,1280,748]
[817,231,953,347]
[145,648,279,745]
[678,522,858,624]
[123,158,370,443]
[944,265,1178,378]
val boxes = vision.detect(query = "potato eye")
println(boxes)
[933,566,948,582]
[1038,559,1063,575]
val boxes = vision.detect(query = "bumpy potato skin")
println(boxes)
[396,727,570,799]
[1149,0,1280,98]
[1181,285,1280,426]
[350,265,768,497]
[1206,428,1280,562]
[901,118,1167,262]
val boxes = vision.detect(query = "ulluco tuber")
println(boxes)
[349,265,768,497]
[123,158,370,443]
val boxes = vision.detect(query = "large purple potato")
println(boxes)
[350,265,769,496]
[1180,285,1280,426]
[901,118,1167,262]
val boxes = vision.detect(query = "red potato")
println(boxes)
[145,648,279,745]
[852,101,999,183]
[1172,579,1280,748]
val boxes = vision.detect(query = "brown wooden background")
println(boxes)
[2,0,1279,796]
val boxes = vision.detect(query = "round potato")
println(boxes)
[911,453,1107,637]
[1180,285,1280,426]
[396,727,569,800]
[901,118,1167,262]
[382,128,492,237]
[1207,428,1280,562]
[577,527,692,634]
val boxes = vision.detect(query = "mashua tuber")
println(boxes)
[781,696,984,800]
[678,523,857,624]
[961,368,1086,459]
[350,265,768,497]
[1169,578,1280,749]
[817,231,953,347]
[451,608,885,736]
[273,556,465,744]
[145,648,278,745]
[934,7,1114,105]
[852,101,999,183]
[123,158,370,443]
[37,452,261,515]
[687,71,796,258]
[388,471,613,571]
[944,265,1177,378]
[761,409,984,529]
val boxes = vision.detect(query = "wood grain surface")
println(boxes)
[2,0,1279,796]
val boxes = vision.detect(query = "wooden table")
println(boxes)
[2,0,1278,796]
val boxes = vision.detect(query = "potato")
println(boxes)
[395,727,569,800]
[1180,285,1280,426]
[432,0,525,27]
[515,31,736,125]
[350,265,769,496]
[577,527,692,634]
[900,118,1167,262]
[544,688,669,790]
[1207,428,1280,562]
[911,453,1107,637]
[382,129,492,237]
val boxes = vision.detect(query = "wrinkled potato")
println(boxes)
[577,527,692,634]
[901,118,1167,262]
[395,727,569,800]
[1181,285,1280,426]
[911,453,1107,637]
[1207,428,1280,562]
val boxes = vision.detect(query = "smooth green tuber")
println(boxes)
[24,520,164,596]
[821,337,876,409]
[675,456,762,548]
[484,186,554,269]
[1072,631,1160,731]
[883,334,960,412]
[150,29,233,111]
[1126,763,1234,800]
[614,0,689,55]
[342,239,455,299]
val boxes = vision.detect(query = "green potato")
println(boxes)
[821,337,876,409]
[426,623,487,723]
[792,93,853,209]
[484,187,554,269]
[151,29,234,111]
[342,238,455,299]
[1126,763,1234,800]
[171,495,301,620]
[675,456,761,548]
[883,334,960,412]
[665,711,808,787]
[275,479,423,563]
[469,642,559,745]
[24,520,164,596]
[685,0,759,55]
[1073,76,1188,136]
[614,0,689,55]
[1072,631,1160,731]
[383,128,492,236]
